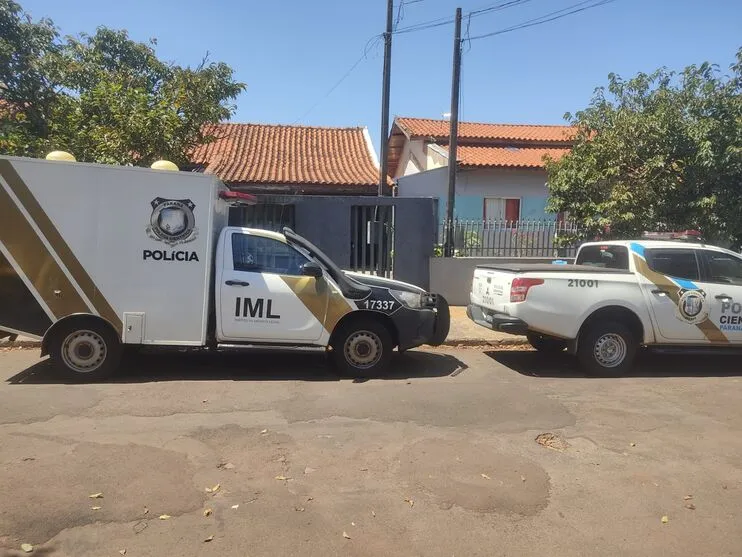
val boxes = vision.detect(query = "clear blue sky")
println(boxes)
[20,0,742,152]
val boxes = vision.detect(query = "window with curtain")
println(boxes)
[483,198,520,222]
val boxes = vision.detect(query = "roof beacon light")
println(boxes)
[151,160,179,171]
[641,230,703,242]
[45,151,76,162]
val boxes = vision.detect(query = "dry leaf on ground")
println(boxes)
[371,510,376,517]
[203,509,212,517]
[404,498,414,507]
[521,475,526,482]
[21,544,33,553]
[661,515,669,524]
[204,535,214,543]
[294,506,305,512]
[535,432,570,451]
[685,503,696,510]
[343,532,351,539]
[684,495,693,500]
[231,504,239,509]
[159,514,171,520]
[88,493,103,499]
[119,550,126,555]
[481,473,491,480]
[275,475,291,481]
[260,429,268,434]
[91,506,101,510]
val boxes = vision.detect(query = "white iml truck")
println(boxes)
[0,155,449,380]
[468,239,742,375]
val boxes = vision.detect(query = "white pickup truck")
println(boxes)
[468,240,742,375]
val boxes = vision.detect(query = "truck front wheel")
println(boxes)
[577,321,637,377]
[48,320,122,382]
[330,318,394,378]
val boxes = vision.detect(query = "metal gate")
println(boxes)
[229,203,295,231]
[349,205,394,277]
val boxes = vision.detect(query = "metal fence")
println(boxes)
[438,219,582,257]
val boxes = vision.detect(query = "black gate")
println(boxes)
[229,203,295,231]
[349,205,394,277]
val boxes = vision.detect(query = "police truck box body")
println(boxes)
[0,156,449,380]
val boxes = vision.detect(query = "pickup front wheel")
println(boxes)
[331,319,394,378]
[577,321,637,377]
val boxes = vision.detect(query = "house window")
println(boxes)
[483,198,520,222]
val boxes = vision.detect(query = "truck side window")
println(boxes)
[702,251,742,285]
[576,245,629,269]
[645,250,700,280]
[232,234,308,276]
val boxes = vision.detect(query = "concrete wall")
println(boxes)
[397,166,554,222]
[231,195,438,289]
[430,257,573,305]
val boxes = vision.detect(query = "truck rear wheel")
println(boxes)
[577,321,637,377]
[527,332,567,354]
[48,320,122,382]
[331,318,393,378]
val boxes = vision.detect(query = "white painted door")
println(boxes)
[698,249,742,344]
[219,232,327,342]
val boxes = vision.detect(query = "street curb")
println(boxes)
[0,340,42,349]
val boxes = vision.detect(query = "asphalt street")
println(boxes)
[1,347,741,557]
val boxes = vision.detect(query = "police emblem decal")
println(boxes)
[146,198,198,246]
[675,289,708,325]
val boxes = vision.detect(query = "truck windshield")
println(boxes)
[576,245,630,269]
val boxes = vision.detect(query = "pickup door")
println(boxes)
[218,230,328,342]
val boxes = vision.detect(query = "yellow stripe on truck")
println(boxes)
[632,253,728,344]
[0,160,123,334]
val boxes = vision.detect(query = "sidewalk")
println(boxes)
[1,307,527,350]
[444,306,528,346]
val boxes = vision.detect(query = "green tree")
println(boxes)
[546,48,742,246]
[0,0,60,155]
[0,1,245,165]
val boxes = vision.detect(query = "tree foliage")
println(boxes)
[546,48,742,246]
[1,0,245,165]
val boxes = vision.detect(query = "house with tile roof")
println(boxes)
[190,122,383,195]
[389,116,576,222]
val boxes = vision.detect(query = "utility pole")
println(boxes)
[378,0,394,196]
[444,7,462,257]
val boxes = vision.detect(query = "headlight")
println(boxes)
[391,289,422,308]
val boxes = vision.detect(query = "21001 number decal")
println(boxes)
[567,279,599,288]
[363,299,396,311]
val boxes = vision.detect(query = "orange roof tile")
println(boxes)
[440,145,570,169]
[191,123,383,187]
[395,117,576,144]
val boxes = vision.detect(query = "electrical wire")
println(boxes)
[292,35,383,124]
[393,0,534,35]
[468,0,618,41]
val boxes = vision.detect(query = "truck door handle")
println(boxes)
[715,294,732,301]
[651,289,668,296]
[225,280,250,287]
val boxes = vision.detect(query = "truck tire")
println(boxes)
[331,318,394,378]
[428,294,450,346]
[577,321,637,377]
[48,320,122,382]
[527,332,567,354]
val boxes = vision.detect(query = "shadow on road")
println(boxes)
[6,349,467,385]
[487,349,742,378]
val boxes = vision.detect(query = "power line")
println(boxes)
[392,0,534,35]
[292,36,382,124]
[468,0,618,41]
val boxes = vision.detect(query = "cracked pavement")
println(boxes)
[1,347,741,556]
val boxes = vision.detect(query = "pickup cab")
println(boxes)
[468,240,742,375]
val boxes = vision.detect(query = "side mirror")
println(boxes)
[301,261,323,279]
